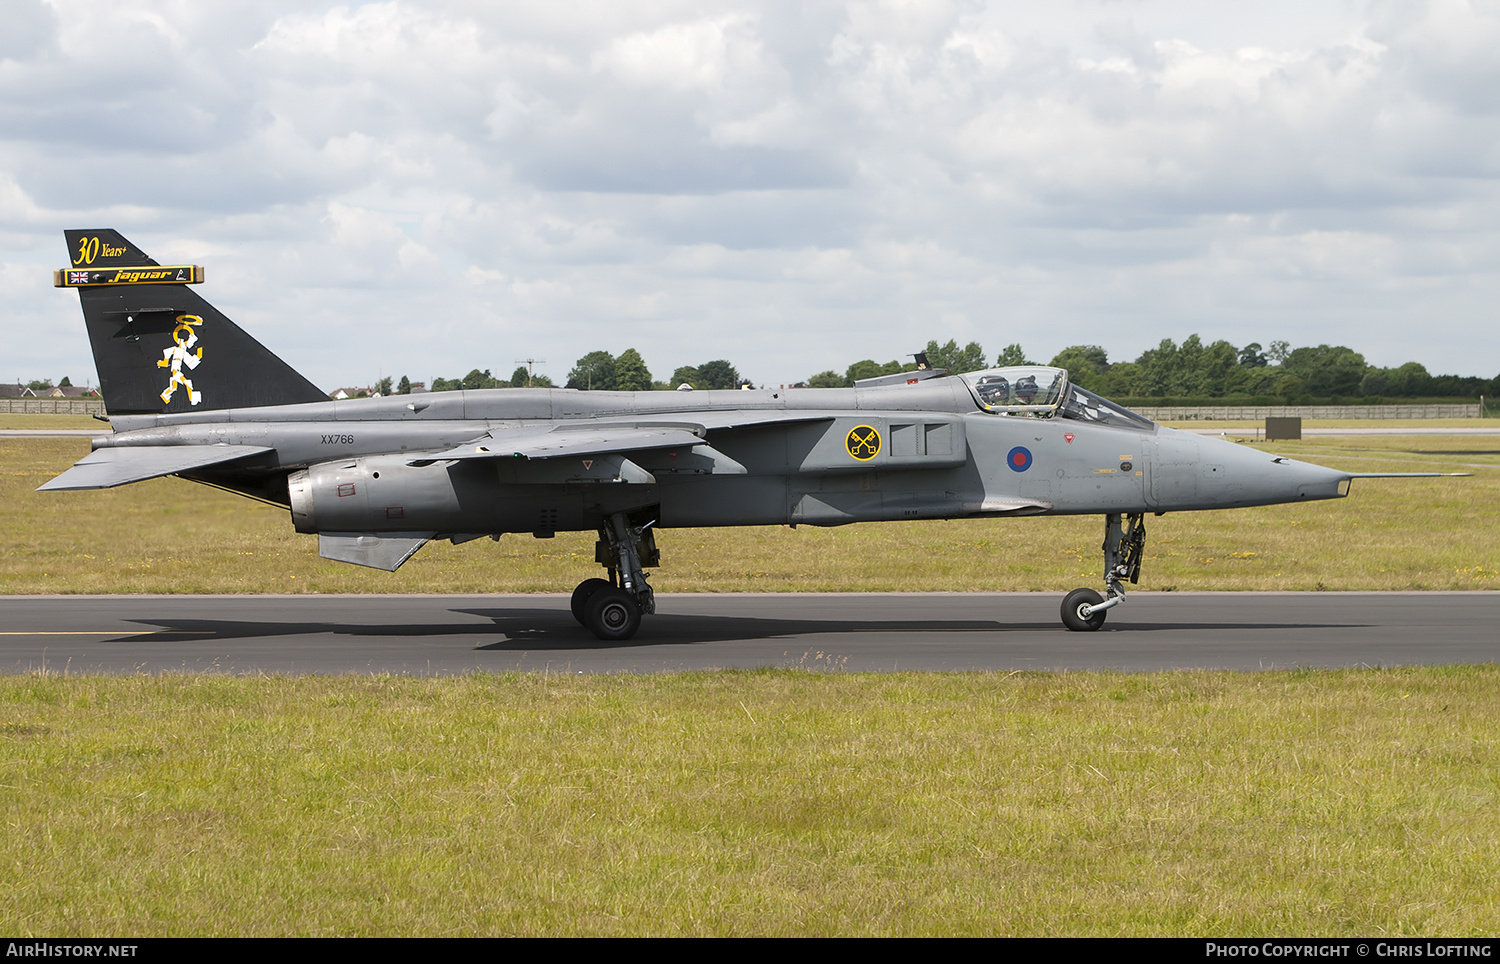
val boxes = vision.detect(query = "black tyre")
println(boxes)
[1061,588,1107,632]
[570,578,611,624]
[585,587,642,641]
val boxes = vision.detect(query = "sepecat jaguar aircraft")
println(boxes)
[45,229,1449,639]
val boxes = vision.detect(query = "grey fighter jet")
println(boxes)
[45,230,1445,639]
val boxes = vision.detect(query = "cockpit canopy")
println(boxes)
[959,366,1155,430]
[964,366,1068,414]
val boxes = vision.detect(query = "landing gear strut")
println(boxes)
[1061,512,1145,632]
[571,511,659,641]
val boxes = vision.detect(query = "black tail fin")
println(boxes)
[60,229,327,414]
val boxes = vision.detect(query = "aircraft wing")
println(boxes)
[414,426,709,463]
[38,443,274,491]
[668,410,836,432]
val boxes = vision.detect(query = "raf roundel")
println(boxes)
[1006,445,1033,472]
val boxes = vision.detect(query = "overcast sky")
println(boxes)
[2,0,1497,391]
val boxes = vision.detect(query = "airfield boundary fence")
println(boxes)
[1,399,106,415]
[1137,404,1481,420]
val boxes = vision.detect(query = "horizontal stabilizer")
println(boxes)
[37,443,273,491]
[319,532,434,571]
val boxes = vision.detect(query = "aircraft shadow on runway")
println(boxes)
[104,608,1359,650]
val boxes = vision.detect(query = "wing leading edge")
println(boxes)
[409,413,839,469]
[415,426,708,463]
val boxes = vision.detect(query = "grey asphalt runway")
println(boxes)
[1,591,1494,675]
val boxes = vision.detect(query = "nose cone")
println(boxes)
[1151,428,1349,510]
[1281,456,1351,502]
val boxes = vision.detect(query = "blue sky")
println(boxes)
[2,0,1497,391]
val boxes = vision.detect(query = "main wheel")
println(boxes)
[585,587,642,641]
[1061,588,1107,632]
[570,578,611,625]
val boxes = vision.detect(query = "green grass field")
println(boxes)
[3,432,1495,594]
[2,426,1497,935]
[0,414,101,430]
[4,668,1499,936]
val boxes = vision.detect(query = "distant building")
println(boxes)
[0,384,98,398]
[330,382,430,399]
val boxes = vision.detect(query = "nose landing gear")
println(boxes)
[1061,512,1145,631]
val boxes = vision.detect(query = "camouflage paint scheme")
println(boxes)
[47,230,1421,638]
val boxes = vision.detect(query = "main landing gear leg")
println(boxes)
[572,512,659,641]
[1061,512,1145,632]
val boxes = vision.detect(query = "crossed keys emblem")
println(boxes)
[845,424,881,461]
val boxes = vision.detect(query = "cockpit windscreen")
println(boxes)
[1060,386,1155,430]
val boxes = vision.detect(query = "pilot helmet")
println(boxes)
[975,375,1009,405]
[1014,375,1038,401]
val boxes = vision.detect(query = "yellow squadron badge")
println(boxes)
[845,424,881,461]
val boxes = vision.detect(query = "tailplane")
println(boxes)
[58,229,327,414]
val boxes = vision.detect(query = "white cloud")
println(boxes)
[593,17,744,91]
[1,0,1497,390]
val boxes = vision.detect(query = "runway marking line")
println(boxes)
[0,631,208,636]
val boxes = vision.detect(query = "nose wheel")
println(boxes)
[1061,588,1107,631]
[1060,512,1145,631]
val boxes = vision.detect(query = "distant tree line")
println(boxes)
[1043,336,1497,403]
[550,349,744,391]
[805,340,1030,387]
[13,377,73,391]
[388,348,744,394]
[562,350,748,391]
[807,336,1496,402]
[374,336,1497,403]
[372,367,555,395]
